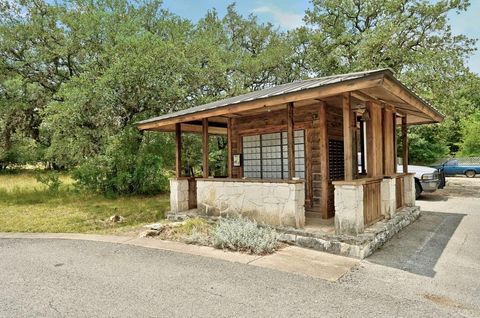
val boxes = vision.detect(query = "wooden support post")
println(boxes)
[319,101,331,218]
[383,106,395,175]
[352,107,359,179]
[202,118,209,178]
[359,119,366,174]
[402,116,408,174]
[342,93,354,181]
[393,112,398,171]
[175,123,182,178]
[227,118,233,178]
[366,101,383,177]
[287,102,295,179]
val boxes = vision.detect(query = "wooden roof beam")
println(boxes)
[137,74,385,130]
[382,77,444,123]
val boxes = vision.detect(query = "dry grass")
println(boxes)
[0,171,169,234]
[158,218,213,242]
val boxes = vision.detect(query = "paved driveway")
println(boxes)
[1,177,479,317]
[342,177,480,317]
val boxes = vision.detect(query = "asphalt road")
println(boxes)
[1,177,479,317]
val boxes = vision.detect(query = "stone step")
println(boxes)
[305,211,323,218]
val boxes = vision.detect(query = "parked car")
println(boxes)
[357,153,445,199]
[436,159,480,178]
[397,165,445,199]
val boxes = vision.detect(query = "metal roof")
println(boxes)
[137,68,443,127]
[137,69,394,126]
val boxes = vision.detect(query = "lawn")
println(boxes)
[0,171,170,233]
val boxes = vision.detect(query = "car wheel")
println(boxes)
[415,181,422,199]
[465,170,476,178]
[438,172,446,189]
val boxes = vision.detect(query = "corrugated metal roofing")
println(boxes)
[137,68,442,126]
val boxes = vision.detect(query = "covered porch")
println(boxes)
[137,69,443,235]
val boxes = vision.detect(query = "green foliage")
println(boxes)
[0,0,479,183]
[212,218,279,254]
[35,171,62,193]
[72,128,172,195]
[458,112,480,157]
[303,0,478,162]
[404,125,448,165]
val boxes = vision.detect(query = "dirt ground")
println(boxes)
[422,176,480,199]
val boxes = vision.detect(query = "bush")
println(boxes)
[72,128,172,196]
[183,228,212,246]
[458,112,480,157]
[212,218,279,254]
[35,172,62,193]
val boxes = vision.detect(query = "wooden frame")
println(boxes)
[342,93,354,181]
[227,118,233,177]
[318,101,331,218]
[402,116,408,173]
[383,105,396,175]
[366,101,383,177]
[143,70,444,229]
[202,118,209,178]
[287,102,295,180]
[175,123,182,177]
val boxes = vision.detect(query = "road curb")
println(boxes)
[0,232,359,281]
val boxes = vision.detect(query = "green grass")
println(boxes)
[0,171,169,233]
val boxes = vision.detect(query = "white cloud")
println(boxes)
[252,5,304,29]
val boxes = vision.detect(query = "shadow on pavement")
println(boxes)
[367,211,465,278]
[418,193,448,202]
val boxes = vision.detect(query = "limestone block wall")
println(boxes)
[381,178,396,219]
[170,178,189,213]
[334,184,364,235]
[404,174,416,207]
[196,180,305,228]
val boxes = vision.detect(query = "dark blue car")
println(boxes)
[437,159,480,178]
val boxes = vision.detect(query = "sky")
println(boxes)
[162,0,480,74]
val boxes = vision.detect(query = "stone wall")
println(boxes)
[334,184,364,235]
[196,180,305,228]
[169,178,189,213]
[277,206,421,259]
[381,178,396,219]
[404,174,416,207]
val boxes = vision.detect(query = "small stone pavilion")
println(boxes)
[137,69,443,237]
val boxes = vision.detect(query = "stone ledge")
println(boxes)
[276,206,421,259]
[166,206,421,259]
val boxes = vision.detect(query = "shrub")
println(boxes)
[212,218,279,254]
[35,172,62,193]
[72,128,172,196]
[183,228,212,246]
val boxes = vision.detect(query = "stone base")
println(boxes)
[404,174,416,206]
[169,178,189,213]
[334,183,364,235]
[381,178,396,219]
[277,206,421,259]
[196,180,305,228]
